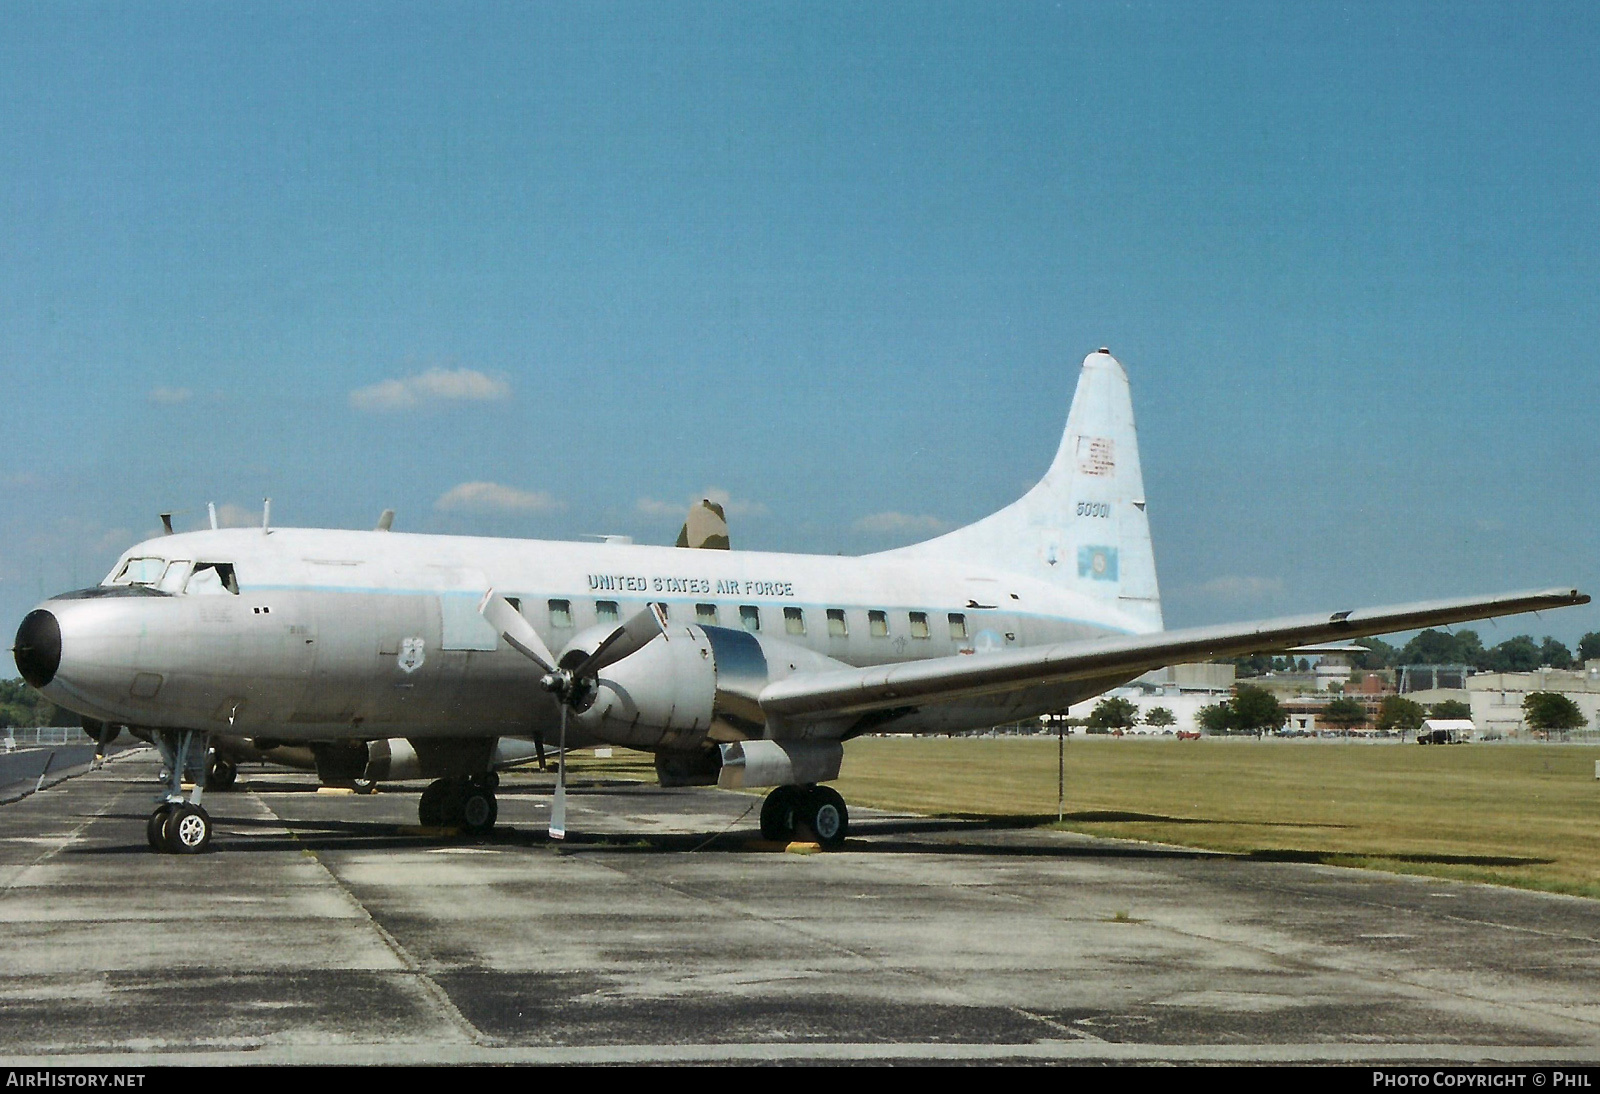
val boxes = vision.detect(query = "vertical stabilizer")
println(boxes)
[880,350,1162,632]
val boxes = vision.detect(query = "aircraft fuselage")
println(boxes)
[21,526,1147,747]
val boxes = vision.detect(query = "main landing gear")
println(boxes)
[146,729,216,854]
[417,774,498,837]
[760,784,849,848]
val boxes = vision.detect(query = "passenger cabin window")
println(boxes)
[827,609,848,638]
[696,603,719,626]
[948,613,968,640]
[548,599,573,629]
[186,563,239,596]
[596,600,620,624]
[868,610,889,638]
[909,611,930,639]
[784,607,806,636]
[739,605,761,631]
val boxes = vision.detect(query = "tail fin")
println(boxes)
[880,349,1162,632]
[676,498,731,550]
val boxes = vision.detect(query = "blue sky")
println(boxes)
[4,1,1598,649]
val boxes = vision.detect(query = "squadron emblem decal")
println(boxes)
[398,637,426,674]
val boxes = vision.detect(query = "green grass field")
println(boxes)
[569,736,1600,898]
[832,736,1600,899]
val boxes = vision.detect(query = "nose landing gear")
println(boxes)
[147,729,216,854]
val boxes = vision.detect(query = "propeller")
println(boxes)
[479,590,668,839]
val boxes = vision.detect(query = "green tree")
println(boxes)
[1429,699,1472,720]
[1143,706,1175,728]
[1230,684,1286,734]
[1321,696,1368,732]
[1087,696,1139,731]
[1375,695,1425,734]
[1350,637,1396,670]
[0,679,70,728]
[1485,635,1541,673]
[1523,692,1586,736]
[1539,637,1574,670]
[1398,629,1486,668]
[1197,703,1231,734]
[1226,654,1273,679]
[1577,632,1600,664]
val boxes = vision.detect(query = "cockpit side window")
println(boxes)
[186,563,239,595]
[156,561,194,594]
[111,557,168,586]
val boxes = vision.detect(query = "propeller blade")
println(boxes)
[550,704,568,840]
[572,602,668,679]
[479,589,558,673]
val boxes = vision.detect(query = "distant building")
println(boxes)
[1068,663,1236,732]
[1468,661,1600,738]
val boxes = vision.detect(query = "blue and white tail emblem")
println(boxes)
[1078,546,1119,582]
[398,637,426,673]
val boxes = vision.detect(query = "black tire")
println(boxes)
[460,789,497,836]
[208,758,237,791]
[164,804,212,854]
[806,786,849,848]
[146,805,174,852]
[760,786,800,841]
[418,780,449,827]
[352,778,377,795]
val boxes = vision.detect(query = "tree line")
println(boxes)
[0,679,77,729]
[1230,630,1600,678]
[1171,687,1584,736]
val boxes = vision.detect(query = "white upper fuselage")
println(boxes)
[31,525,1150,743]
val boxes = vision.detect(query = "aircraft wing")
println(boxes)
[758,587,1588,723]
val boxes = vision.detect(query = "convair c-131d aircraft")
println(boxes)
[11,350,1588,854]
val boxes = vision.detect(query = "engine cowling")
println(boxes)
[566,623,850,750]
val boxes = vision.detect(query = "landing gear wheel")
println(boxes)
[760,786,802,842]
[803,786,848,848]
[164,803,212,854]
[352,778,377,795]
[418,779,450,827]
[147,804,174,851]
[460,788,498,836]
[476,770,499,791]
[208,758,237,791]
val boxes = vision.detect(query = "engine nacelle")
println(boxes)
[716,738,843,790]
[568,624,851,750]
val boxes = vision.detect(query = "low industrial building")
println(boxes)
[1468,661,1600,738]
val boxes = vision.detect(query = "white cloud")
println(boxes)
[436,482,561,515]
[637,487,767,520]
[350,368,511,412]
[148,387,193,405]
[1187,575,1285,600]
[852,511,950,535]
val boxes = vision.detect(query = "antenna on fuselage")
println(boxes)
[160,513,174,535]
[262,498,271,535]
[376,509,395,531]
[208,503,218,530]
